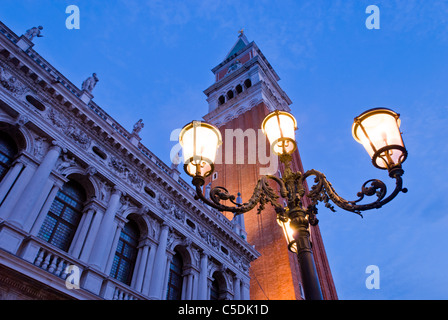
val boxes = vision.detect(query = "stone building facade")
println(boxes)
[0,21,259,300]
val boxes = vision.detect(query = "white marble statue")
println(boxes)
[24,26,43,41]
[81,73,99,93]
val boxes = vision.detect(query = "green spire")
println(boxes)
[225,31,249,59]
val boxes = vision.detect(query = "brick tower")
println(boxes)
[202,33,338,300]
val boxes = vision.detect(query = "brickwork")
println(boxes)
[205,102,338,300]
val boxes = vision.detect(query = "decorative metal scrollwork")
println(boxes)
[192,163,407,224]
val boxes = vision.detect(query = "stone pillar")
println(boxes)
[88,188,122,272]
[29,181,63,235]
[186,272,194,300]
[69,207,95,258]
[8,143,63,228]
[207,279,212,300]
[104,220,124,275]
[181,271,188,300]
[141,242,157,296]
[148,223,169,300]
[241,281,250,300]
[161,254,173,300]
[131,246,144,288]
[79,207,103,262]
[23,178,54,232]
[197,252,209,299]
[233,277,241,300]
[0,161,35,220]
[181,269,195,300]
[192,270,199,300]
[133,240,150,292]
[0,160,24,204]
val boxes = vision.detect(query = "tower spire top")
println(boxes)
[225,31,249,60]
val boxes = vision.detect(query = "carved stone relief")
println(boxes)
[33,136,46,160]
[167,230,182,250]
[197,224,220,251]
[0,65,30,97]
[54,154,77,175]
[108,156,144,190]
[47,109,91,150]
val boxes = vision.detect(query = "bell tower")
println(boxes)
[202,33,338,300]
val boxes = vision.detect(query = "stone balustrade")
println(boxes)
[15,231,146,300]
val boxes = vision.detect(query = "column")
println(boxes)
[197,252,208,299]
[8,143,63,228]
[141,242,157,296]
[181,269,194,300]
[23,178,54,232]
[186,273,194,300]
[0,162,35,220]
[131,246,144,288]
[148,223,169,300]
[161,254,173,300]
[69,207,95,258]
[207,279,212,300]
[0,160,24,204]
[88,188,122,272]
[104,221,124,275]
[192,270,199,300]
[29,181,63,235]
[241,281,250,300]
[79,208,103,261]
[132,241,150,292]
[233,277,241,300]
[181,272,188,300]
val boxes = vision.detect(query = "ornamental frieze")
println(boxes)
[0,64,30,97]
[47,108,91,150]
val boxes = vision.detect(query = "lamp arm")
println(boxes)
[304,168,407,216]
[193,175,285,215]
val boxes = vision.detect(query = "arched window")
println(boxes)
[38,180,86,252]
[210,278,220,300]
[218,95,225,106]
[244,79,252,89]
[166,251,183,300]
[235,84,243,94]
[110,220,140,286]
[0,132,17,182]
[210,271,226,300]
[227,90,234,100]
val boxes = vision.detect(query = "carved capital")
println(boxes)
[15,114,29,127]
[50,140,67,154]
[111,187,125,198]
[85,166,97,176]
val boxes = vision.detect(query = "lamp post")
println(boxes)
[178,108,408,300]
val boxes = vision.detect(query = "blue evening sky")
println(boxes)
[2,0,447,299]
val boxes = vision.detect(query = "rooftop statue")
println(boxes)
[132,119,144,136]
[24,26,44,41]
[81,73,99,93]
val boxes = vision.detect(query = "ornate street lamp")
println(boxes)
[352,108,407,171]
[179,109,408,300]
[179,120,222,179]
[261,110,298,156]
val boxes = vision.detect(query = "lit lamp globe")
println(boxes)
[277,216,313,253]
[352,108,407,171]
[179,121,222,182]
[261,110,298,155]
[277,216,297,253]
